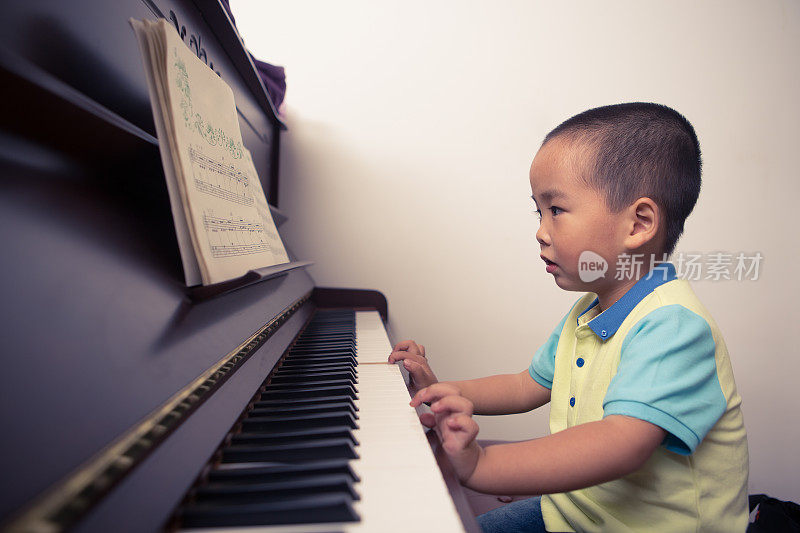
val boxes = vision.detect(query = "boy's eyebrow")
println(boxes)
[530,189,566,203]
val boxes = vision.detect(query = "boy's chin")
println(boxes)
[551,273,597,293]
[551,273,578,291]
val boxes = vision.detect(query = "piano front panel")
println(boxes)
[68,303,316,533]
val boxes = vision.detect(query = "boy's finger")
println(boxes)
[431,395,473,416]
[388,351,426,365]
[446,414,477,433]
[410,382,460,406]
[446,415,465,431]
[402,359,419,374]
[392,339,414,351]
[418,412,436,428]
[403,360,424,380]
[402,354,427,367]
[391,340,422,354]
[418,344,426,357]
[409,387,428,407]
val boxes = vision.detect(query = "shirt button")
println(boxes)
[600,329,607,337]
[569,396,575,407]
[576,357,585,367]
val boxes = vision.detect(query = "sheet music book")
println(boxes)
[130,18,289,286]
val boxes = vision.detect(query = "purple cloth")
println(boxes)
[252,58,286,109]
[220,0,287,110]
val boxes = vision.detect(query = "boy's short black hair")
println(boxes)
[543,102,702,256]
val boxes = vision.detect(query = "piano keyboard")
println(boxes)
[177,309,466,532]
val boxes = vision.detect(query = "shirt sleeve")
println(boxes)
[528,303,575,389]
[602,305,727,455]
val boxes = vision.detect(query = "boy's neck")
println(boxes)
[596,279,637,313]
[595,263,662,312]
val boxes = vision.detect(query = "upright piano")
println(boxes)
[0,1,479,531]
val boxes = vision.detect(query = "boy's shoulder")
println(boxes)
[630,278,723,339]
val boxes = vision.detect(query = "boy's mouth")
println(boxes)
[541,256,558,273]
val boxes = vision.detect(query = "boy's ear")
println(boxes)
[623,197,661,250]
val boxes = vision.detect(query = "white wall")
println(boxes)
[233,0,800,501]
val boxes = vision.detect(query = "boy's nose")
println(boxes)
[536,224,550,246]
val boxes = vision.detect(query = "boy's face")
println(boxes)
[529,138,630,293]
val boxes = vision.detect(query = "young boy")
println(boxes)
[389,103,749,532]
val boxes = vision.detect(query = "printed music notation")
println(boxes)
[203,212,271,258]
[189,146,253,207]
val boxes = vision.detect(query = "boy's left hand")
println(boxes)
[389,340,438,390]
[410,383,483,482]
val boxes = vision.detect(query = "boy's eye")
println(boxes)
[533,209,542,221]
[550,206,563,216]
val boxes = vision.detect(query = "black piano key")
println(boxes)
[298,333,353,340]
[289,348,355,357]
[293,336,354,344]
[281,355,356,366]
[179,494,359,528]
[172,309,363,530]
[294,333,353,339]
[289,347,356,356]
[249,402,357,418]
[275,362,356,373]
[290,341,355,349]
[193,474,359,503]
[270,375,358,387]
[277,362,356,371]
[297,325,353,332]
[293,341,354,348]
[265,379,357,391]
[299,329,352,336]
[258,385,358,401]
[304,313,355,326]
[279,360,357,369]
[253,394,356,408]
[241,411,358,431]
[221,438,358,463]
[291,340,355,349]
[231,426,359,446]
[285,352,356,361]
[272,369,357,381]
[208,459,359,484]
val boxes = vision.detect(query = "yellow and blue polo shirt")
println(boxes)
[529,263,749,532]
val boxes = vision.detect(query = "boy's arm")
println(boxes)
[445,371,551,415]
[389,340,551,415]
[412,384,666,495]
[466,415,665,495]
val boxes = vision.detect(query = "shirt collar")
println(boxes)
[578,262,677,341]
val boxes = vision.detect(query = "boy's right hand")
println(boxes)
[410,383,482,483]
[388,340,438,389]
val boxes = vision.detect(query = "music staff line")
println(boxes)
[189,146,254,207]
[203,213,271,259]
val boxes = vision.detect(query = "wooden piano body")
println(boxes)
[0,0,478,530]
